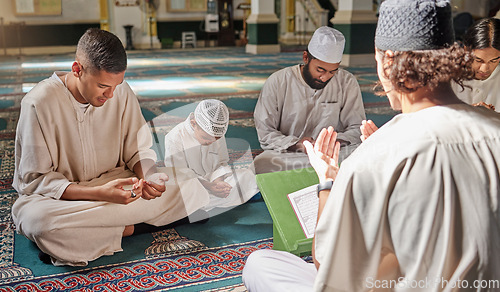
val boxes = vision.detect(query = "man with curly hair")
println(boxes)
[243,1,500,291]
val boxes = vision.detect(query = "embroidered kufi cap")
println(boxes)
[194,99,229,138]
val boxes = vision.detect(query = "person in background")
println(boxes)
[242,0,500,291]
[11,28,206,266]
[452,17,500,112]
[253,26,365,174]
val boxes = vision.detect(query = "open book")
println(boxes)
[287,185,319,239]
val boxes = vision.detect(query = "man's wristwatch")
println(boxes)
[317,180,334,196]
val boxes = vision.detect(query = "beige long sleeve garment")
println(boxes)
[11,73,206,266]
[314,104,500,291]
[13,72,157,199]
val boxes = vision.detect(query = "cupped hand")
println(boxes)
[143,172,168,200]
[100,177,144,204]
[209,180,232,198]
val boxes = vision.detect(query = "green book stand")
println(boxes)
[256,167,319,256]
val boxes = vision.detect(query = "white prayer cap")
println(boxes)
[307,26,345,64]
[194,99,229,138]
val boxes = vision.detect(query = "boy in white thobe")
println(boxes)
[164,99,259,215]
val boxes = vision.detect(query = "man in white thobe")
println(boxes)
[164,99,259,216]
[11,28,206,266]
[253,26,366,174]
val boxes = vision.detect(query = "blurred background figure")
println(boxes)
[164,99,259,217]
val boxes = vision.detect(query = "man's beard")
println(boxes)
[302,62,330,90]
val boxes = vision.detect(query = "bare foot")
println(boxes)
[122,225,134,237]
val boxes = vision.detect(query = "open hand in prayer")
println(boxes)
[360,119,379,142]
[143,172,168,200]
[303,126,340,183]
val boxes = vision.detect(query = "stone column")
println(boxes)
[246,0,280,54]
[103,0,161,50]
[279,0,297,45]
[331,0,377,66]
[99,0,110,31]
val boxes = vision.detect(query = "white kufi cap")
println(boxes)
[194,99,229,138]
[307,26,345,64]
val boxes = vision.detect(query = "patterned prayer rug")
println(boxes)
[0,238,272,291]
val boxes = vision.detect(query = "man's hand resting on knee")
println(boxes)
[287,137,315,153]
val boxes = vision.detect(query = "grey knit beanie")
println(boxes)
[375,0,454,51]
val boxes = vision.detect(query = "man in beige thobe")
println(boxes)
[253,26,366,174]
[11,28,206,266]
